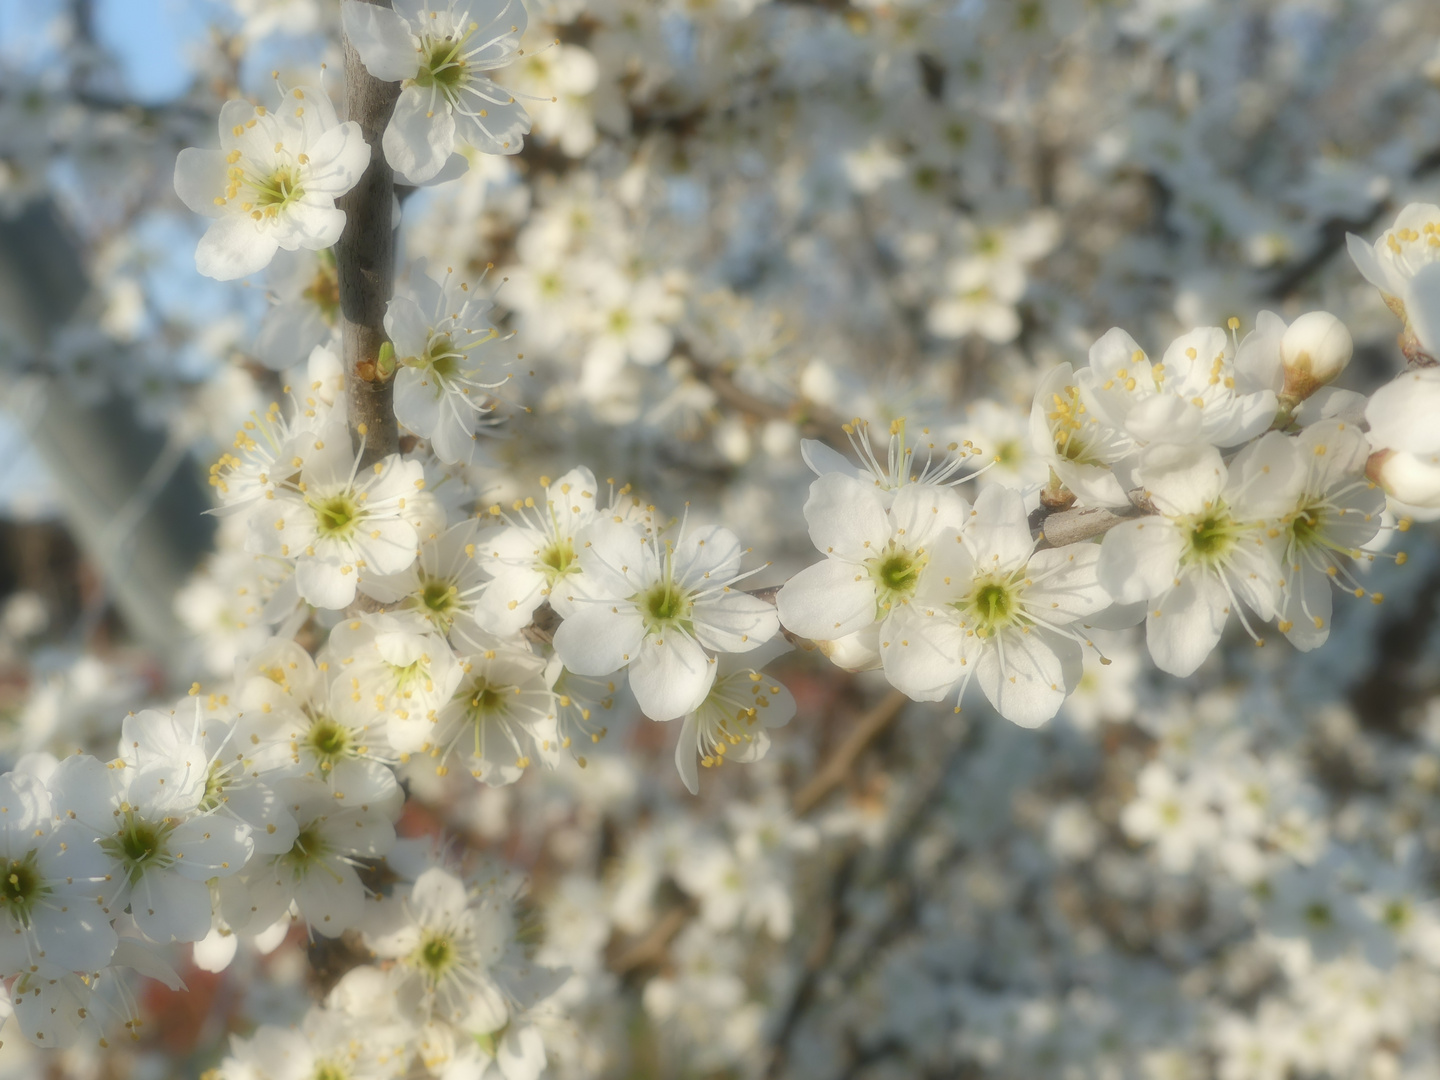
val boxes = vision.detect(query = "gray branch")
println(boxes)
[337,0,402,469]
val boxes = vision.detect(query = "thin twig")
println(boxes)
[607,906,691,975]
[792,689,909,815]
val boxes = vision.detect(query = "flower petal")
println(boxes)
[775,558,877,641]
[341,2,420,82]
[195,214,280,282]
[628,633,715,722]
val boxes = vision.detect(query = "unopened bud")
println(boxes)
[1367,448,1440,510]
[1280,311,1352,403]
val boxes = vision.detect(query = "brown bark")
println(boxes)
[336,0,402,468]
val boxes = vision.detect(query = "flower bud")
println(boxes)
[1368,448,1440,510]
[1280,311,1352,402]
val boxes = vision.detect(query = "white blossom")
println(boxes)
[554,518,779,721]
[1098,437,1299,676]
[342,0,531,185]
[880,484,1113,726]
[174,81,368,281]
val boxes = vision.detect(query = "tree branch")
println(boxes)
[1038,504,1135,547]
[337,1,401,468]
[792,689,909,815]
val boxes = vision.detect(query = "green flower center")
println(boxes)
[974,581,1012,622]
[406,576,462,633]
[0,853,46,922]
[312,1063,349,1080]
[960,576,1026,638]
[466,679,507,720]
[539,539,575,581]
[1289,507,1320,548]
[1286,499,1348,558]
[424,334,461,380]
[255,166,304,209]
[1384,900,1412,930]
[100,813,175,885]
[285,824,331,873]
[311,493,360,539]
[200,759,230,812]
[1180,510,1239,566]
[641,581,692,630]
[867,547,926,608]
[307,716,350,766]
[1304,901,1332,927]
[388,658,429,692]
[416,39,467,92]
[422,579,457,614]
[415,930,458,979]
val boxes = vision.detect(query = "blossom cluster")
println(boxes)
[0,683,563,1076]
[5,0,1440,1075]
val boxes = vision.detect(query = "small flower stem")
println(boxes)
[337,0,402,469]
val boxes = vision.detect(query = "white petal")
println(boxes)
[674,712,701,795]
[975,627,1075,728]
[889,483,968,549]
[173,148,228,217]
[384,87,457,186]
[1024,544,1111,623]
[12,973,92,1048]
[1097,517,1184,605]
[394,366,443,437]
[132,868,213,943]
[497,1023,547,1080]
[31,905,117,973]
[1135,442,1227,516]
[673,524,743,585]
[628,633,715,722]
[341,2,420,82]
[192,927,239,973]
[195,214,281,282]
[1125,394,1203,445]
[452,80,530,156]
[803,472,891,563]
[295,864,365,937]
[964,485,1033,573]
[552,605,644,675]
[1346,231,1395,294]
[301,120,371,198]
[775,559,877,641]
[1280,563,1334,652]
[575,518,653,598]
[1145,572,1228,677]
[692,592,778,653]
[273,200,346,250]
[1410,262,1440,358]
[801,439,864,480]
[384,294,435,360]
[879,605,963,701]
[296,556,360,610]
[1366,367,1440,454]
[169,816,253,878]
